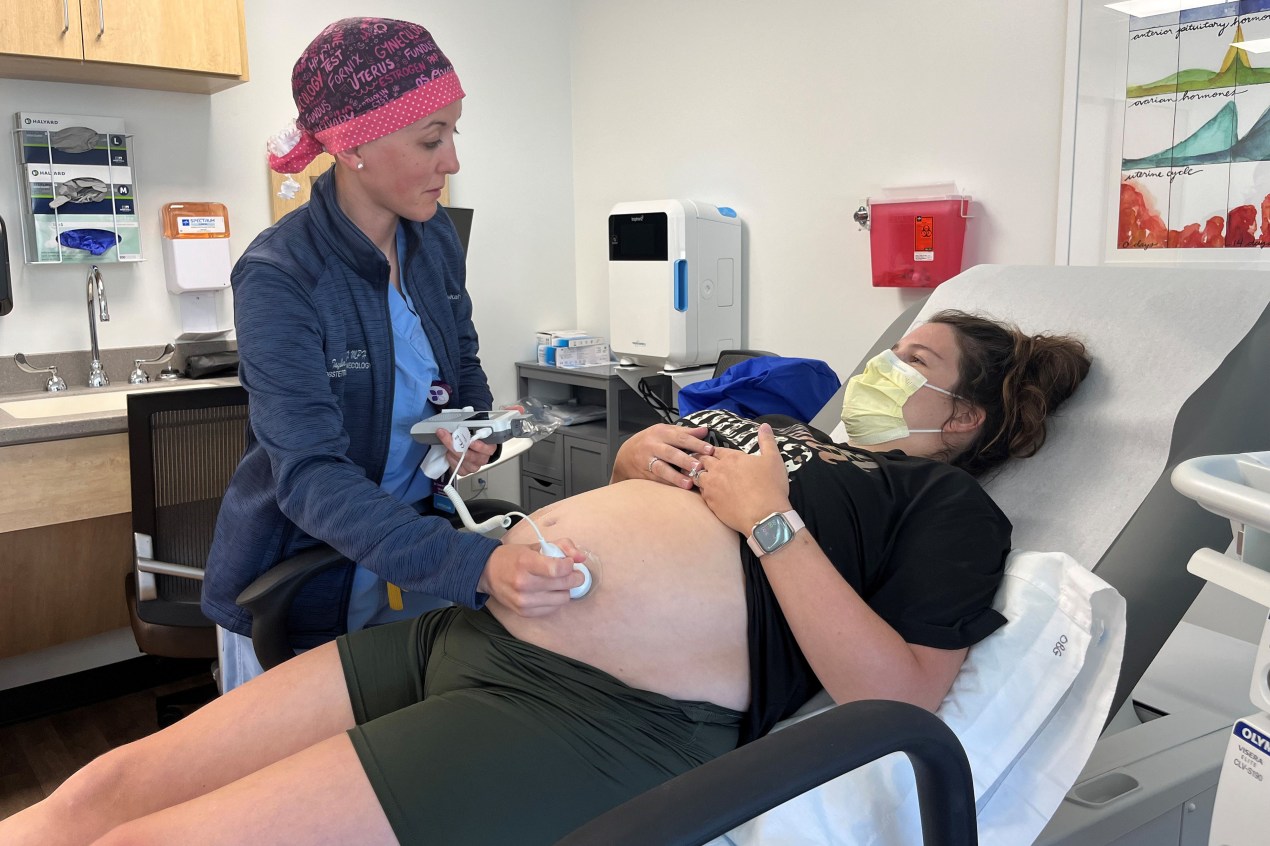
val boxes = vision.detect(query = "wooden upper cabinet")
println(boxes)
[0,0,248,94]
[81,0,245,77]
[0,0,84,61]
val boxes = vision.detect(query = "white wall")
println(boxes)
[0,0,577,409]
[0,1,1073,395]
[570,0,1071,380]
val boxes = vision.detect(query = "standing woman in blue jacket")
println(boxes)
[203,17,586,691]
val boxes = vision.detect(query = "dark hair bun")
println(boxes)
[927,310,1091,477]
[1001,331,1092,461]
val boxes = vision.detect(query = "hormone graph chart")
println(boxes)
[1118,4,1270,251]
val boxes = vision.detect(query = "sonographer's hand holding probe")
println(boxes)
[427,412,595,609]
[479,540,589,616]
[435,425,497,476]
[537,541,595,599]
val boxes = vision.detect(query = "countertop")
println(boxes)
[0,376,241,447]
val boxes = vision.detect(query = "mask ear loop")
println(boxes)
[923,382,959,399]
[921,382,987,452]
[904,382,972,437]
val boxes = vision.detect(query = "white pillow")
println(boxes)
[714,550,1126,846]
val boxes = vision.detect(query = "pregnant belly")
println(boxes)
[490,480,750,710]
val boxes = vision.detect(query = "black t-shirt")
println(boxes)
[681,410,1012,743]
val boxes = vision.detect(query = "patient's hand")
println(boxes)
[611,423,714,488]
[479,540,587,616]
[695,423,792,534]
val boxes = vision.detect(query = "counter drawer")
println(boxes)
[521,475,563,512]
[521,433,563,481]
[563,437,609,496]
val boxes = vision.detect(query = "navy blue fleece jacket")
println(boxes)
[202,167,500,647]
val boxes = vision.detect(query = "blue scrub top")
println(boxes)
[347,227,451,631]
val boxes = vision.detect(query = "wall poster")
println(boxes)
[1119,1,1270,252]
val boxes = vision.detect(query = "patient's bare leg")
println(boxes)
[0,642,355,846]
[91,733,396,846]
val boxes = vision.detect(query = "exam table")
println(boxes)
[561,265,1270,846]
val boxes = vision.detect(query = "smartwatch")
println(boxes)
[747,510,805,557]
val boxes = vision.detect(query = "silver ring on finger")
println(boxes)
[647,456,663,472]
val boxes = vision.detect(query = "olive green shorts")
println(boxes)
[337,607,741,846]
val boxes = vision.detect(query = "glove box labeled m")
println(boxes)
[608,200,742,369]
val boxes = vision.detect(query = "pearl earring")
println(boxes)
[356,162,365,171]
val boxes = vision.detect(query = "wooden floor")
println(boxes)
[0,673,214,819]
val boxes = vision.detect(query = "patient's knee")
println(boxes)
[54,742,137,817]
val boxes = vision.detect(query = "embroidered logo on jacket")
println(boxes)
[328,348,370,378]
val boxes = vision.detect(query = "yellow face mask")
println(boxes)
[840,350,959,446]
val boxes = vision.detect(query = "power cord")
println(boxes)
[443,430,593,599]
[637,377,678,423]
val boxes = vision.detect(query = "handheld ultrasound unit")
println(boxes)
[410,408,524,446]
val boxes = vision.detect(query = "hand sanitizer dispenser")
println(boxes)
[161,202,232,336]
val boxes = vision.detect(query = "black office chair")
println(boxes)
[238,500,519,671]
[234,460,520,672]
[127,385,520,680]
[126,385,250,725]
[712,348,777,379]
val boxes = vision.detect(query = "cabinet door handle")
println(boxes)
[97,0,105,36]
[61,0,69,34]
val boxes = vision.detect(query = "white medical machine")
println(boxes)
[608,200,742,370]
[1171,452,1270,846]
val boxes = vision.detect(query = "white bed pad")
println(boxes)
[715,550,1125,846]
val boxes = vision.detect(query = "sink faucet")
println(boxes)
[87,264,110,388]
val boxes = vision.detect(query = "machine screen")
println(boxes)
[428,410,504,423]
[609,212,668,261]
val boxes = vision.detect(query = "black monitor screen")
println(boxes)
[609,211,668,261]
[446,207,474,256]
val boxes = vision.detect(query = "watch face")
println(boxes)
[753,513,793,553]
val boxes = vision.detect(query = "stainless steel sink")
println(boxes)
[0,381,218,420]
